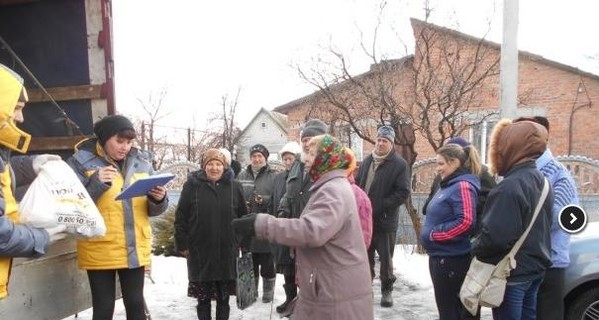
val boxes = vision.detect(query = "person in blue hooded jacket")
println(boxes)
[421,143,481,320]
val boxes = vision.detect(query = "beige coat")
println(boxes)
[255,169,373,320]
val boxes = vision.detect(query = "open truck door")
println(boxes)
[0,0,115,319]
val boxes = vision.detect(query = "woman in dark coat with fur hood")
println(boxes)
[472,119,553,319]
[174,148,248,320]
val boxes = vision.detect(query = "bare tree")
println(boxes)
[411,19,499,151]
[297,6,501,249]
[136,88,172,170]
[206,88,243,156]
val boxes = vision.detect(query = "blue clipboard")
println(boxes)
[115,173,175,200]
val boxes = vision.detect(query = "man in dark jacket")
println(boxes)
[513,116,580,320]
[275,118,328,316]
[237,144,277,303]
[355,125,410,307]
[473,119,553,319]
[269,141,301,314]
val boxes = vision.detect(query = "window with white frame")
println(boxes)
[470,119,498,164]
[337,125,364,162]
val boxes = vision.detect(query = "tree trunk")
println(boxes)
[404,196,424,253]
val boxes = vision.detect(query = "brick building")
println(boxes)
[273,18,599,166]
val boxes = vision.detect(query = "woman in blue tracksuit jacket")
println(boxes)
[421,143,481,320]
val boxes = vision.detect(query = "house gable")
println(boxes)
[236,108,288,166]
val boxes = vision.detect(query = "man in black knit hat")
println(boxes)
[237,143,277,303]
[273,118,328,316]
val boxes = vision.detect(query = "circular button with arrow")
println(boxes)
[558,205,587,234]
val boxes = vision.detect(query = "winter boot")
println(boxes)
[276,283,298,313]
[279,296,298,318]
[215,303,230,320]
[196,304,211,320]
[262,278,276,303]
[380,290,393,307]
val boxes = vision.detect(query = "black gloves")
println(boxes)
[232,213,257,236]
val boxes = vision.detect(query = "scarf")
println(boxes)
[365,149,391,193]
[308,135,352,182]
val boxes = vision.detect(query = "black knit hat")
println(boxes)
[249,144,269,159]
[300,119,328,139]
[93,115,135,146]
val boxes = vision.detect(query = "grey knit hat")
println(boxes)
[300,119,328,139]
[377,126,395,143]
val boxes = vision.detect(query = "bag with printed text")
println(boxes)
[19,160,106,238]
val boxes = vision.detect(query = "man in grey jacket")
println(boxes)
[355,125,410,307]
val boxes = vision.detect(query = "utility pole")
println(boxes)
[187,127,192,161]
[499,0,519,119]
[140,121,146,149]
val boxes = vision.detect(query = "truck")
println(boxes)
[0,0,116,318]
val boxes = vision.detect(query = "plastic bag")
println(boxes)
[19,160,106,238]
[236,252,257,310]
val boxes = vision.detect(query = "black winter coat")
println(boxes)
[174,169,248,282]
[472,162,553,282]
[270,170,295,267]
[277,160,312,220]
[355,152,410,233]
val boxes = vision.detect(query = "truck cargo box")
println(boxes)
[0,0,115,318]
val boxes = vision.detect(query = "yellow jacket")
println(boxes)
[0,64,49,299]
[67,139,168,270]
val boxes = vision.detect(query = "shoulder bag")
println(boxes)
[460,178,549,316]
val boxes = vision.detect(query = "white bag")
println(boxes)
[459,255,515,315]
[19,160,106,238]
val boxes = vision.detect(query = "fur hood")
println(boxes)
[488,119,548,176]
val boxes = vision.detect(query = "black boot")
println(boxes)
[262,278,276,303]
[216,303,230,320]
[196,304,211,320]
[380,290,393,307]
[380,278,395,308]
[276,283,298,313]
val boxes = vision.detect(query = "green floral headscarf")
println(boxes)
[308,135,352,181]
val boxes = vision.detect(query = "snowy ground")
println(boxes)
[65,245,492,320]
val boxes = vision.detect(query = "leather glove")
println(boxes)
[232,213,257,237]
[32,154,62,174]
[44,225,68,242]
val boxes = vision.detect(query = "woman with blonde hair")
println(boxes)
[421,143,482,320]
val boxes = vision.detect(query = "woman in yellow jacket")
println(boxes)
[67,115,168,320]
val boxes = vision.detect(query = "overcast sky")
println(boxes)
[111,0,599,130]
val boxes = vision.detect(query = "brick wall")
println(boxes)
[275,20,599,165]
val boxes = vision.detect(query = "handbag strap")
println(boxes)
[507,178,549,258]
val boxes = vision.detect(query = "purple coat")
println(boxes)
[255,169,373,320]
